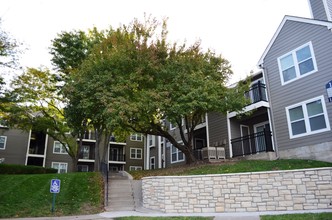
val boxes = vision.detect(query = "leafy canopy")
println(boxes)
[65,17,249,164]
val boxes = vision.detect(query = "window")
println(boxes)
[53,141,68,154]
[130,148,142,159]
[150,157,155,169]
[130,133,142,141]
[278,42,317,85]
[129,166,142,171]
[78,165,89,172]
[286,96,330,138]
[81,145,90,159]
[0,118,8,128]
[0,136,7,150]
[52,162,68,173]
[171,145,184,163]
[147,135,155,147]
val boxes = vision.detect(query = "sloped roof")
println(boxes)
[257,15,332,67]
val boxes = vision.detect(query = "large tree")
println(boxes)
[66,17,249,165]
[0,19,21,113]
[0,19,19,68]
[2,67,82,171]
[50,27,108,75]
[50,27,117,171]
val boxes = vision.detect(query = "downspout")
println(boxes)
[158,136,162,169]
[205,113,210,148]
[145,134,149,170]
[43,133,48,167]
[260,64,279,159]
[25,129,32,165]
[226,114,233,158]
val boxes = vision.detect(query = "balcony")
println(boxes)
[244,81,267,104]
[231,129,273,157]
[228,81,269,118]
[109,153,126,162]
[78,145,95,160]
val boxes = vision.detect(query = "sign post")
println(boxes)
[50,179,61,213]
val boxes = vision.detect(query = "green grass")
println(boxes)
[129,159,332,180]
[116,217,213,220]
[261,212,332,220]
[0,172,104,218]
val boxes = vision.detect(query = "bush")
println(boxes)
[0,164,57,174]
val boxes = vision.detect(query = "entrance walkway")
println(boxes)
[105,171,135,211]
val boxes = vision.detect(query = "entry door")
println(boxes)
[254,122,270,152]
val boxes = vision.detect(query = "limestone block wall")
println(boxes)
[142,168,332,213]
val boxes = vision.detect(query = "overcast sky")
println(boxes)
[0,0,311,83]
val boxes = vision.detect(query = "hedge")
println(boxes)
[0,164,57,174]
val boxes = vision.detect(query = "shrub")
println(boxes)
[0,164,57,174]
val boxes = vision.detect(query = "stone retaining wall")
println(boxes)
[142,168,332,213]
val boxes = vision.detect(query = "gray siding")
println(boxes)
[328,0,332,19]
[263,20,332,152]
[0,128,29,165]
[207,112,229,156]
[309,0,329,20]
[208,112,228,146]
[44,136,72,171]
[125,137,144,171]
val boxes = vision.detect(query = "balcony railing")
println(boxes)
[109,153,125,162]
[78,151,95,160]
[231,130,273,157]
[244,81,267,104]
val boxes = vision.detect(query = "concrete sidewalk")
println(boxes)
[7,209,332,220]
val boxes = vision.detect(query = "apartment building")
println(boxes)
[0,126,144,173]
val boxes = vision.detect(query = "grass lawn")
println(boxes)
[261,212,332,220]
[0,172,104,218]
[129,159,332,180]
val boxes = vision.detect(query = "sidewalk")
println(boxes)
[5,209,332,220]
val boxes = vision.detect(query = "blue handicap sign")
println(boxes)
[50,179,61,193]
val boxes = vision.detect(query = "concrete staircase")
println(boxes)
[105,171,135,211]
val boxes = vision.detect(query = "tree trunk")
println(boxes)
[94,128,101,172]
[71,156,79,172]
[101,129,111,164]
[182,146,198,165]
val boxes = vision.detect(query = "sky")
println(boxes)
[0,0,311,83]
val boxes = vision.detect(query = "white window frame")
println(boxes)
[130,133,143,142]
[169,122,176,130]
[51,162,68,173]
[81,145,90,159]
[0,136,7,150]
[150,156,155,169]
[170,144,185,164]
[285,95,330,139]
[0,119,8,128]
[147,134,155,147]
[130,148,142,159]
[53,141,68,154]
[129,166,142,171]
[278,42,317,85]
